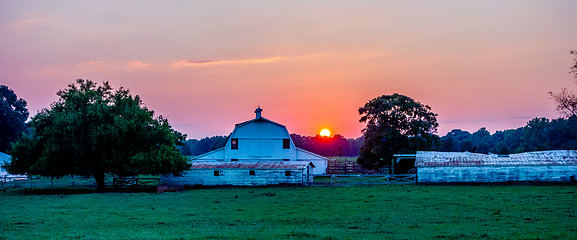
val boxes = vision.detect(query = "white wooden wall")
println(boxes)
[163,168,312,186]
[418,165,577,183]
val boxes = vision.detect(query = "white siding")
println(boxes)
[224,138,296,160]
[164,168,311,186]
[416,151,577,183]
[223,119,297,161]
[296,148,328,175]
[418,165,577,183]
[233,121,288,138]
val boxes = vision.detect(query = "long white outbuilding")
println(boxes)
[415,150,577,183]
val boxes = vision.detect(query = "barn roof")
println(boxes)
[235,117,286,129]
[190,161,315,170]
[296,148,331,161]
[415,150,577,167]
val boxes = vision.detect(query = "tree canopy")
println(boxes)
[0,85,29,153]
[7,79,190,190]
[357,93,439,171]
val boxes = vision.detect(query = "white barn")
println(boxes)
[164,107,328,186]
[415,150,577,183]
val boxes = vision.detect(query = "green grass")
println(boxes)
[1,185,576,239]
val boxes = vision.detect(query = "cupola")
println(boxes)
[255,106,263,119]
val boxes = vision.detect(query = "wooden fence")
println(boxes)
[0,175,161,189]
[326,158,378,175]
[1,174,417,189]
[112,177,160,187]
[0,175,107,189]
[311,174,416,186]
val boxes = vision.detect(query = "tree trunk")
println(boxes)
[94,172,106,192]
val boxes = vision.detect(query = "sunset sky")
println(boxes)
[1,1,576,139]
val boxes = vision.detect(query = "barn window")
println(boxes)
[249,170,256,176]
[231,159,238,161]
[285,171,292,176]
[214,170,223,176]
[283,139,290,149]
[231,138,238,149]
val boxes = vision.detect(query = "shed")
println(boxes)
[415,150,577,183]
[163,161,315,186]
[1,152,11,176]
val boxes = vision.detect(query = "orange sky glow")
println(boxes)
[1,1,576,139]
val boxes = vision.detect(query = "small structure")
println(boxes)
[0,152,27,182]
[163,107,328,186]
[0,152,10,176]
[415,150,577,183]
[166,161,315,186]
[392,154,417,174]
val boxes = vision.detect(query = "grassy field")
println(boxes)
[1,184,576,239]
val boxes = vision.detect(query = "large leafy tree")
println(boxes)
[0,85,29,153]
[7,79,190,190]
[357,93,439,171]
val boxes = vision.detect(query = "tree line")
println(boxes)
[180,116,577,159]
[439,117,577,154]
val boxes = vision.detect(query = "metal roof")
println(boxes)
[415,150,577,167]
[190,161,315,170]
[296,147,331,160]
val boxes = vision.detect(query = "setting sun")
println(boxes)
[320,129,331,137]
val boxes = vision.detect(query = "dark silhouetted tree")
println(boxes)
[440,129,471,152]
[7,79,190,190]
[0,85,29,153]
[570,50,577,78]
[549,50,577,117]
[520,117,551,151]
[357,93,439,171]
[468,127,493,153]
